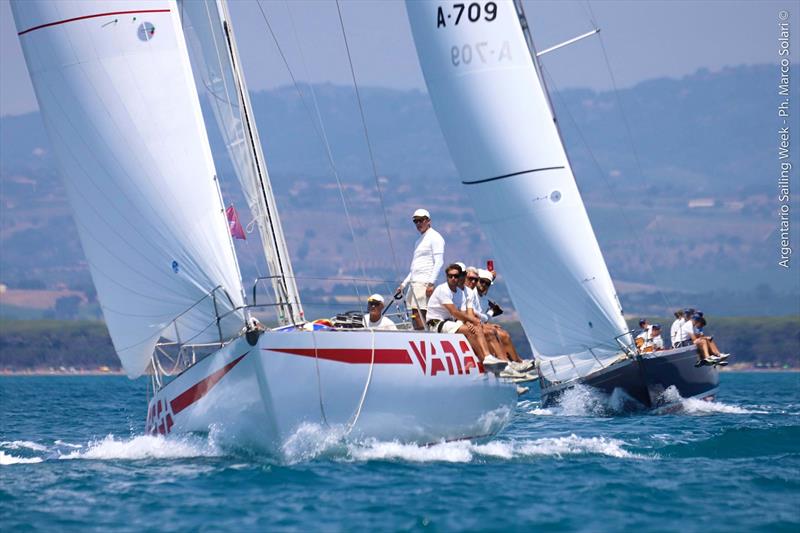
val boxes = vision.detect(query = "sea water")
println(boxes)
[1,373,798,531]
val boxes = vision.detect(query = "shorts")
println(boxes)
[427,318,464,334]
[405,281,430,310]
[673,340,692,348]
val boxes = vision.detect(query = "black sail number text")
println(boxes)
[437,2,497,28]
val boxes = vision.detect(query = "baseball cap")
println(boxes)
[412,208,430,219]
[652,323,662,330]
[691,313,702,320]
[638,319,647,326]
[455,262,466,272]
[477,269,493,283]
[367,294,384,304]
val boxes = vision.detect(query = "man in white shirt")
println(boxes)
[426,264,505,368]
[670,310,685,348]
[363,294,397,330]
[396,209,445,330]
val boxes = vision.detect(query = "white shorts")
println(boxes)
[405,281,429,310]
[427,318,464,334]
[439,320,464,334]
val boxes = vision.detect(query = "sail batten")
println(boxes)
[12,0,246,378]
[406,1,629,379]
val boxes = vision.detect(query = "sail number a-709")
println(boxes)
[437,2,497,28]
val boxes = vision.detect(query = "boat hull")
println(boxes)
[146,330,517,453]
[539,345,720,409]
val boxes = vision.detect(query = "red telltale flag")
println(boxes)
[226,205,246,240]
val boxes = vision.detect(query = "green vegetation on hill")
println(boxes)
[0,320,117,371]
[0,316,796,371]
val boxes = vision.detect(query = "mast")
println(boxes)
[214,0,304,324]
[513,0,626,329]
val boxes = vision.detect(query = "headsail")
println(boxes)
[179,0,304,325]
[406,1,629,380]
[12,0,246,377]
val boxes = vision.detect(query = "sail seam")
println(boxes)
[461,166,564,185]
[18,9,171,36]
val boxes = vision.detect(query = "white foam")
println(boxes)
[54,440,83,449]
[0,440,49,452]
[280,423,348,463]
[346,434,639,463]
[656,386,767,415]
[0,451,43,465]
[680,397,766,415]
[58,434,222,461]
[528,408,555,416]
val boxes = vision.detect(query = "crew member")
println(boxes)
[363,294,397,331]
[426,264,505,368]
[396,209,445,330]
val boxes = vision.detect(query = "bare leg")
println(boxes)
[495,327,521,362]
[694,338,710,360]
[411,308,425,330]
[707,339,722,355]
[460,325,493,361]
[485,328,507,361]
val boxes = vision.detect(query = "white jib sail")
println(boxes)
[179,0,304,324]
[12,0,246,378]
[406,1,629,380]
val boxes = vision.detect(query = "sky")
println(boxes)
[1,0,797,117]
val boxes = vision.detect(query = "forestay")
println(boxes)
[406,1,629,380]
[12,0,246,377]
[179,0,304,324]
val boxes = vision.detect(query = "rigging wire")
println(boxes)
[583,1,674,312]
[254,0,369,293]
[539,66,673,313]
[334,0,401,278]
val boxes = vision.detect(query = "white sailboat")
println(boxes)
[11,0,516,452]
[405,0,719,408]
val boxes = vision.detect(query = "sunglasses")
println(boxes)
[478,279,491,285]
[446,273,460,278]
[412,219,426,224]
[466,277,479,282]
[368,301,382,306]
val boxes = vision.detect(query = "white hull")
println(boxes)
[146,330,517,452]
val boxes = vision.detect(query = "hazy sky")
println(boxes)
[1,0,797,116]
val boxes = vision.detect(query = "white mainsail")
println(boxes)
[179,0,304,324]
[12,0,246,378]
[406,1,629,380]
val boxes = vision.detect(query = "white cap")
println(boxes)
[455,262,466,272]
[477,269,493,283]
[412,208,430,219]
[367,293,384,303]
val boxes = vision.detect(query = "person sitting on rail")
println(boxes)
[363,294,397,331]
[471,268,532,373]
[640,324,664,352]
[426,263,505,368]
[670,310,686,348]
[687,314,728,367]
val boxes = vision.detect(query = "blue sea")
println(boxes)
[1,372,798,532]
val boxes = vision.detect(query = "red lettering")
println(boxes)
[408,341,428,374]
[441,341,463,374]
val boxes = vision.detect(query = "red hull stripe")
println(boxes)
[170,352,248,415]
[268,347,412,365]
[18,9,171,36]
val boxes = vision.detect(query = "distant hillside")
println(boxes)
[1,64,798,319]
[1,318,796,372]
